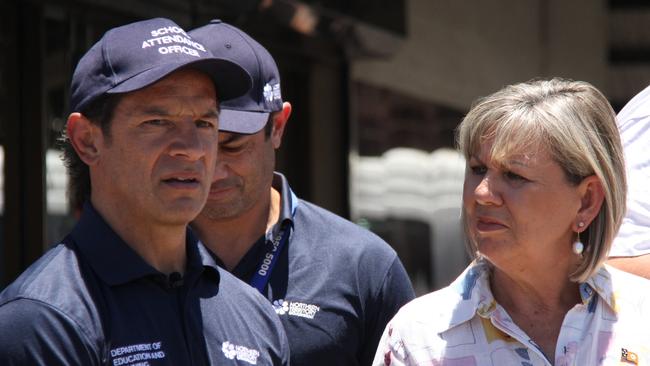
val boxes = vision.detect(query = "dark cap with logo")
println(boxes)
[189,19,283,134]
[70,17,252,113]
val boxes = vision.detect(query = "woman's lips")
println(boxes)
[476,217,507,232]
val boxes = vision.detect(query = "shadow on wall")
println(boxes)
[351,147,469,294]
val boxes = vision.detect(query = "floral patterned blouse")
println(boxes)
[373,260,650,366]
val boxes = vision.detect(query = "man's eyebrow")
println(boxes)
[202,109,220,119]
[132,106,220,119]
[137,106,169,116]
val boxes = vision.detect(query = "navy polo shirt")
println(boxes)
[0,203,289,366]
[223,173,415,366]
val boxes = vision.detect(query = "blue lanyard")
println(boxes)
[249,190,298,294]
[249,223,291,293]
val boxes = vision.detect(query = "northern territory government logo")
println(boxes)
[221,341,260,365]
[272,299,320,319]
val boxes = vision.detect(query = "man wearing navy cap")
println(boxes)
[190,20,415,366]
[0,18,289,365]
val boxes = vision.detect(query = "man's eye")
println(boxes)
[220,144,244,153]
[196,120,216,129]
[143,119,169,126]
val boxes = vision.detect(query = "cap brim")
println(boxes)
[219,108,269,134]
[108,58,251,101]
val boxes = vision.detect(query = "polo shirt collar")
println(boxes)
[72,202,218,286]
[195,240,221,280]
[268,172,296,239]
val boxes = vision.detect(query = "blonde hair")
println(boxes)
[457,78,626,282]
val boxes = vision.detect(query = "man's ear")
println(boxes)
[574,175,605,231]
[66,112,104,166]
[270,102,292,149]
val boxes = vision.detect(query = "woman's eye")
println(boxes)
[469,165,487,175]
[505,171,526,181]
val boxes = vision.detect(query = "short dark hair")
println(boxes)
[263,115,273,138]
[62,94,122,212]
[263,111,281,139]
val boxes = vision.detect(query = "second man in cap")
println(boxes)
[190,19,415,366]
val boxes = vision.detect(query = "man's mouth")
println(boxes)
[162,174,201,188]
[164,177,198,183]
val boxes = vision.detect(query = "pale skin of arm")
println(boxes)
[607,255,650,279]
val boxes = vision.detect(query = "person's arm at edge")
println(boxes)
[607,254,650,280]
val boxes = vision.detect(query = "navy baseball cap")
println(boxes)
[189,20,283,134]
[70,18,252,113]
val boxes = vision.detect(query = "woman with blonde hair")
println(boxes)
[374,78,650,365]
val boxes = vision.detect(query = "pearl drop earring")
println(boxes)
[573,222,585,255]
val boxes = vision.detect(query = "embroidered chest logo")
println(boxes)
[221,341,260,365]
[272,299,320,319]
[110,341,166,365]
